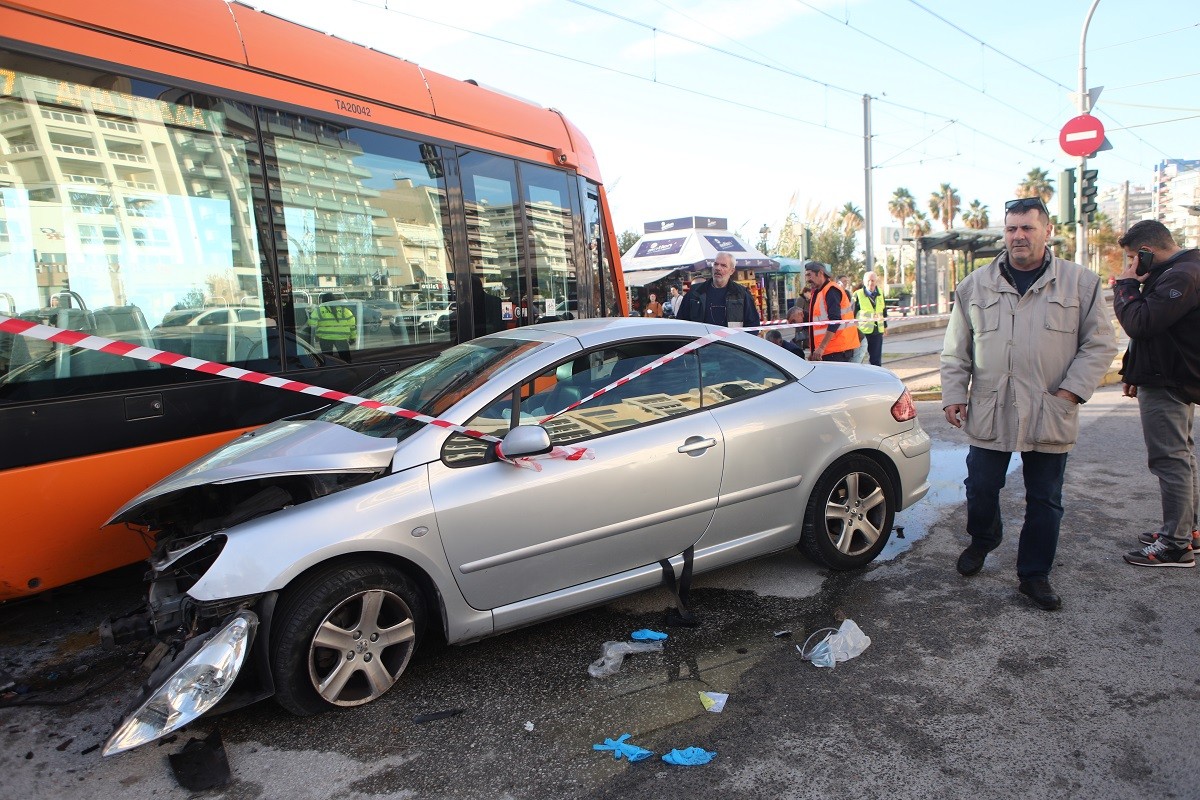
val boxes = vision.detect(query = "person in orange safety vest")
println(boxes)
[804,261,860,361]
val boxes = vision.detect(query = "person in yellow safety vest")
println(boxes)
[804,261,859,361]
[852,270,888,366]
[313,293,357,361]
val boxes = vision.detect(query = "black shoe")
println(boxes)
[1018,577,1062,611]
[956,546,988,576]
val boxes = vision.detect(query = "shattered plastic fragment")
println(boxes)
[168,730,231,792]
[698,692,728,713]
[524,721,534,732]
[412,708,464,723]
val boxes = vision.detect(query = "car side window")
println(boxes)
[533,341,701,446]
[698,342,789,408]
[441,340,702,466]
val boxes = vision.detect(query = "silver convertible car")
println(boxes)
[101,317,931,755]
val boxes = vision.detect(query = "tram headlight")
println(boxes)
[103,611,257,757]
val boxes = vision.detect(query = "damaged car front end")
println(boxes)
[100,421,395,756]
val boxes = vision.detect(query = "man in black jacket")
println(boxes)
[677,252,761,328]
[1113,220,1200,567]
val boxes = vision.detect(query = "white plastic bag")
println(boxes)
[588,640,664,677]
[799,619,871,668]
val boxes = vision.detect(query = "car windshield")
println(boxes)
[414,303,448,311]
[317,336,548,439]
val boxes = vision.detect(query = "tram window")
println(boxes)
[0,51,267,397]
[264,113,453,358]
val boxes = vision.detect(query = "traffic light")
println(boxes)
[1080,169,1099,220]
[801,227,813,259]
[1058,169,1076,224]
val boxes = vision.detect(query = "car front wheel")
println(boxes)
[271,561,426,716]
[800,454,895,570]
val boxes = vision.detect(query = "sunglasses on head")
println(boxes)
[1004,197,1048,215]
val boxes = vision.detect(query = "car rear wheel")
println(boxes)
[271,561,425,716]
[800,454,895,570]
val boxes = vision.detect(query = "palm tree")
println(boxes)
[1016,168,1054,204]
[962,200,990,230]
[838,202,863,235]
[907,210,931,239]
[928,183,962,286]
[929,183,961,230]
[888,188,917,283]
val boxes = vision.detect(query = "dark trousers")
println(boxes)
[864,332,883,366]
[964,446,1068,579]
[822,349,854,362]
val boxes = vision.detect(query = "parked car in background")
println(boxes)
[101,317,930,756]
[390,301,455,333]
[367,300,403,325]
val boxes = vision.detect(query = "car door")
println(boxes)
[429,342,722,610]
[695,341,806,552]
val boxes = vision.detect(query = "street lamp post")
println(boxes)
[758,224,771,254]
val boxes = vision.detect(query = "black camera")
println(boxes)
[1136,249,1154,276]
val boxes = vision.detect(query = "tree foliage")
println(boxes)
[617,229,640,256]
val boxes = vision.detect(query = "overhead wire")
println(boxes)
[336,0,1171,186]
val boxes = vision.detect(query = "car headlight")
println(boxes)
[103,611,258,757]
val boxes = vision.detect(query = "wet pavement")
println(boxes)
[2,387,1196,799]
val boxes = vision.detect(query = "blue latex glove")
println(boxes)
[662,747,716,766]
[631,629,668,641]
[593,733,654,762]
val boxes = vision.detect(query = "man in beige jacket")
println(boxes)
[941,197,1117,611]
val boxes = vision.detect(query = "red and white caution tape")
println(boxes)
[0,314,588,471]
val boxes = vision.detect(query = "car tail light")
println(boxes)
[891,389,917,422]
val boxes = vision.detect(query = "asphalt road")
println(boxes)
[1,387,1196,799]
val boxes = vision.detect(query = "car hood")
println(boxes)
[106,420,397,526]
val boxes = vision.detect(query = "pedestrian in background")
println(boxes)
[665,284,684,318]
[312,293,356,360]
[853,271,887,366]
[804,262,859,361]
[1112,220,1200,567]
[786,303,807,359]
[677,252,760,328]
[941,197,1117,611]
[643,291,664,318]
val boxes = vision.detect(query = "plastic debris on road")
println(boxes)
[168,730,231,791]
[630,629,668,641]
[593,733,654,762]
[698,691,728,713]
[799,619,871,668]
[524,721,534,732]
[588,640,664,677]
[662,747,716,766]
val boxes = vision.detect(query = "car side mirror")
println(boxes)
[500,425,552,458]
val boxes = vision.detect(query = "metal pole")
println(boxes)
[863,94,874,273]
[1075,0,1101,266]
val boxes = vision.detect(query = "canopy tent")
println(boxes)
[619,216,778,279]
[622,268,678,287]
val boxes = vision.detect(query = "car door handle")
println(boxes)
[677,436,717,454]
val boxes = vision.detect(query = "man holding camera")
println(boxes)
[1113,220,1200,567]
[941,197,1116,610]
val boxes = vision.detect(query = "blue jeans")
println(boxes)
[964,446,1068,580]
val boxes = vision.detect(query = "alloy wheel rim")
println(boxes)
[823,471,887,556]
[307,589,416,706]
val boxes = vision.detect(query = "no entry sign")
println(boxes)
[1059,114,1105,158]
